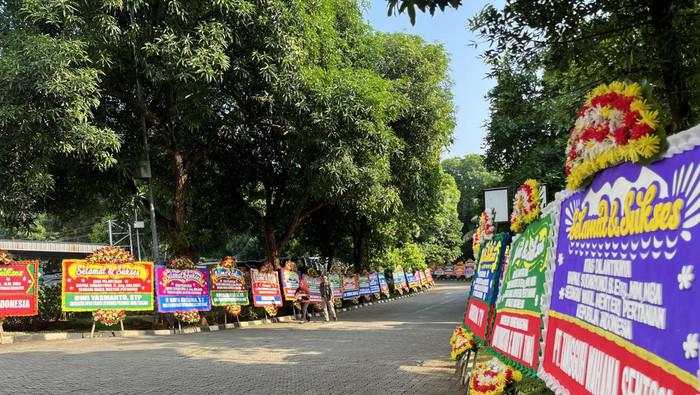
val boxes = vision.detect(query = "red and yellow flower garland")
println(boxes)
[469,358,523,395]
[450,325,476,360]
[565,81,665,190]
[510,179,541,233]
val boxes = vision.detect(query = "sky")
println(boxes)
[363,0,503,159]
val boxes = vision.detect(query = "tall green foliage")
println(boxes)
[442,154,502,233]
[0,8,120,225]
[1,0,461,269]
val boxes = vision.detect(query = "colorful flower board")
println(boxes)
[358,274,371,296]
[377,273,390,295]
[369,273,381,294]
[62,260,154,312]
[328,274,343,299]
[303,275,322,303]
[465,233,508,341]
[0,260,39,317]
[540,126,700,394]
[405,271,418,288]
[442,265,454,277]
[491,213,557,370]
[393,266,408,291]
[156,267,211,313]
[342,275,359,300]
[250,269,283,307]
[424,269,433,285]
[210,266,248,306]
[454,263,465,279]
[280,269,300,301]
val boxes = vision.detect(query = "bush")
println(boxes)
[39,284,62,322]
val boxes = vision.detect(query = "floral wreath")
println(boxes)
[93,310,125,326]
[220,256,237,268]
[450,325,476,360]
[168,256,196,270]
[218,256,245,314]
[473,210,495,258]
[510,179,542,233]
[0,249,14,265]
[565,81,666,190]
[264,305,278,317]
[469,357,522,395]
[174,311,200,324]
[169,256,201,324]
[87,246,134,326]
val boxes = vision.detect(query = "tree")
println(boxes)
[387,1,700,195]
[442,154,501,232]
[0,5,120,226]
[482,63,574,192]
[416,170,462,265]
[469,0,700,133]
[211,1,405,265]
[387,0,461,24]
[2,0,461,268]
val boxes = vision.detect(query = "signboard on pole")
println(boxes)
[210,266,248,306]
[62,260,154,312]
[484,187,509,222]
[0,260,39,317]
[280,269,300,301]
[156,267,211,313]
[250,269,283,307]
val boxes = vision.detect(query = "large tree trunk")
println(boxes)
[263,221,280,267]
[351,218,367,272]
[169,150,192,257]
[649,0,691,133]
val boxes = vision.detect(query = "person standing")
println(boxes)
[320,275,337,322]
[295,276,311,323]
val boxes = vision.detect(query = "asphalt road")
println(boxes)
[0,281,470,394]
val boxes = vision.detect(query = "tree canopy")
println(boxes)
[1,0,463,271]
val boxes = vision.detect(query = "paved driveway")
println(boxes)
[0,281,470,394]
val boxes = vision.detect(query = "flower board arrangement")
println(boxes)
[87,246,134,326]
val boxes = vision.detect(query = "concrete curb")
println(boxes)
[0,286,435,345]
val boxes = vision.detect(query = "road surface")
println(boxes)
[0,281,470,394]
